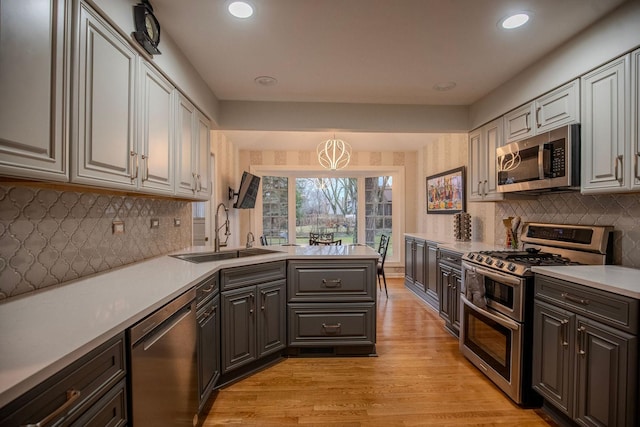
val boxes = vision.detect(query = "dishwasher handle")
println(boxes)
[130,288,196,345]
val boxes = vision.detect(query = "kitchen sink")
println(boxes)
[170,248,280,263]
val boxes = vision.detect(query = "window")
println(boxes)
[261,176,288,245]
[254,167,402,264]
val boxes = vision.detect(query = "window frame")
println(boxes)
[250,165,405,265]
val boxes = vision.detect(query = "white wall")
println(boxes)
[470,0,640,129]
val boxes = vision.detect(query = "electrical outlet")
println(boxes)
[112,220,125,234]
[174,218,181,227]
[150,218,160,229]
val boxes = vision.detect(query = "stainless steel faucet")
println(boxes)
[246,232,255,248]
[214,202,230,252]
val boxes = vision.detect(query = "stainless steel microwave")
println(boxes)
[497,124,580,193]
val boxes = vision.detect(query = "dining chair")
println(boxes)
[377,234,390,297]
[313,239,342,245]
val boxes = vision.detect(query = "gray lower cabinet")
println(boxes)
[533,275,638,427]
[0,334,127,426]
[438,249,462,336]
[220,261,287,375]
[196,273,220,410]
[404,237,439,310]
[287,259,377,353]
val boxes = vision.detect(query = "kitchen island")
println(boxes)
[0,244,379,412]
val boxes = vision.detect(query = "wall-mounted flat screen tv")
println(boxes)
[233,171,261,209]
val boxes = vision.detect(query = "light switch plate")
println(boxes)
[112,220,125,234]
[150,218,160,229]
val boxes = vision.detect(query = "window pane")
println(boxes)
[295,178,357,244]
[365,176,393,256]
[262,176,288,244]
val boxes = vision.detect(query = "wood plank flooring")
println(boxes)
[202,278,555,426]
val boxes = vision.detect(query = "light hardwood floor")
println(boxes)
[202,278,554,426]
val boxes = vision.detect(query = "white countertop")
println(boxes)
[404,233,504,255]
[0,244,379,407]
[532,265,640,299]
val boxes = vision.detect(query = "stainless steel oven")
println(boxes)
[460,262,530,404]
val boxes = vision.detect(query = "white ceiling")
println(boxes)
[151,0,627,150]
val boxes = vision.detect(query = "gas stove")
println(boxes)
[462,223,613,277]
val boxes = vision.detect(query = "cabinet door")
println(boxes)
[222,287,256,373]
[468,128,484,201]
[632,48,640,190]
[535,79,580,133]
[438,264,451,323]
[581,55,630,193]
[175,94,196,197]
[414,240,426,292]
[195,110,211,200]
[427,244,438,298]
[139,61,174,194]
[575,318,637,427]
[532,300,574,417]
[0,0,69,181]
[73,4,137,188]
[504,103,535,143]
[257,280,286,358]
[197,295,220,406]
[483,118,503,199]
[450,270,461,333]
[404,238,414,282]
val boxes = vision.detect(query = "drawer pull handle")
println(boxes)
[322,323,342,334]
[322,279,342,288]
[200,284,214,294]
[577,326,587,356]
[560,319,569,347]
[23,389,81,427]
[561,292,589,305]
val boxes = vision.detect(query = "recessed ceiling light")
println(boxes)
[432,81,457,92]
[228,1,254,18]
[254,76,277,87]
[500,12,530,29]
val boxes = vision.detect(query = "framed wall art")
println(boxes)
[426,166,466,214]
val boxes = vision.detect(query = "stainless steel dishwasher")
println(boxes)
[129,288,198,426]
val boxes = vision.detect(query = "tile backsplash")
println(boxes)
[496,192,640,268]
[0,185,192,300]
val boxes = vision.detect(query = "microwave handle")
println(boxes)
[538,146,545,179]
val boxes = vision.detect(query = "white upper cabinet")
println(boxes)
[504,80,580,144]
[0,0,69,181]
[581,54,630,194]
[138,60,175,195]
[468,117,504,202]
[632,48,640,191]
[72,3,138,189]
[195,110,211,200]
[175,94,197,197]
[174,94,211,200]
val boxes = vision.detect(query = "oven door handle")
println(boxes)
[462,261,523,287]
[461,294,520,331]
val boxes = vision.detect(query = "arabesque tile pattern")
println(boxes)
[496,192,640,268]
[0,185,191,300]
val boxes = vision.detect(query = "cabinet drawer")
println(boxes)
[535,275,639,334]
[288,260,376,302]
[221,261,286,291]
[196,272,219,307]
[288,303,376,346]
[0,334,126,426]
[71,379,127,427]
